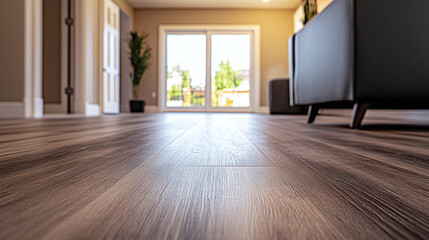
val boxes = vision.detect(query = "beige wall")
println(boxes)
[43,0,62,104]
[134,9,295,107]
[294,0,334,32]
[0,0,25,101]
[113,0,134,20]
[120,10,133,112]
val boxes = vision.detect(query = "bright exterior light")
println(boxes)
[263,0,270,2]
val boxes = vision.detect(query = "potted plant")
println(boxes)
[302,0,318,25]
[128,31,152,112]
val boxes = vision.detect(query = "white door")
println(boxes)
[103,0,120,114]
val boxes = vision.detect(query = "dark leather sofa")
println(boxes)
[289,0,429,128]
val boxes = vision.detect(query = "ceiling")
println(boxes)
[127,0,301,10]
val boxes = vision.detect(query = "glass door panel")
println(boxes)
[166,34,206,107]
[211,34,251,108]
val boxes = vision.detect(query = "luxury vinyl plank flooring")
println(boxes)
[0,113,428,240]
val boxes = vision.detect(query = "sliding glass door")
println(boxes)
[161,26,258,112]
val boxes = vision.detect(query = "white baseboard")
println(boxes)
[145,105,159,113]
[44,103,67,114]
[120,104,129,113]
[396,110,429,121]
[85,103,100,116]
[255,106,269,114]
[34,97,44,119]
[22,97,44,118]
[120,104,159,113]
[0,101,25,118]
[139,105,265,114]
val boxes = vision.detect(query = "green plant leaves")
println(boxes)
[129,32,152,100]
[302,0,318,25]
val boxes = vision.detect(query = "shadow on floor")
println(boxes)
[359,124,429,132]
[322,124,429,132]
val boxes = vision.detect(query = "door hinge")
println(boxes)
[65,87,74,95]
[65,18,74,26]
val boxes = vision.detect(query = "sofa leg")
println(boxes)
[307,105,319,124]
[350,103,370,129]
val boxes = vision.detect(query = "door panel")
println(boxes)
[103,0,119,114]
[166,34,206,108]
[211,34,251,108]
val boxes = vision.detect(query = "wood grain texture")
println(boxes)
[0,113,428,240]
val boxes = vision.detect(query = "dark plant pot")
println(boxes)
[130,100,145,113]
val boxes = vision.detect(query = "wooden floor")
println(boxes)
[0,112,428,240]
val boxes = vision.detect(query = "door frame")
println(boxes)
[43,0,71,114]
[158,25,261,112]
[101,0,120,114]
[24,0,44,118]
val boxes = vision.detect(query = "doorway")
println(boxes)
[159,25,260,112]
[42,0,72,114]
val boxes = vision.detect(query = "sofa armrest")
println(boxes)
[292,0,354,105]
